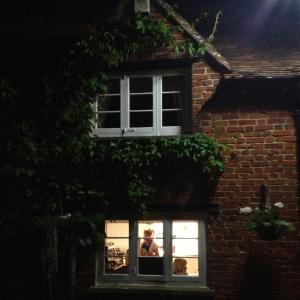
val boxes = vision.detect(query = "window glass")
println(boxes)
[130,95,153,110]
[98,96,120,111]
[98,113,120,128]
[172,221,198,238]
[138,221,164,275]
[130,77,152,93]
[95,74,185,136]
[172,221,199,276]
[130,112,153,127]
[97,89,121,129]
[172,239,198,256]
[106,221,129,237]
[100,220,203,281]
[162,76,184,128]
[162,76,185,92]
[105,221,129,274]
[173,257,199,276]
[162,111,183,126]
[162,93,182,109]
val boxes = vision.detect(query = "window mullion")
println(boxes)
[94,95,98,129]
[155,75,162,135]
[199,220,207,284]
[164,219,172,279]
[96,224,105,281]
[130,220,137,279]
[122,76,129,130]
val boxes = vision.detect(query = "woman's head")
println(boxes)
[144,229,154,238]
[143,229,154,244]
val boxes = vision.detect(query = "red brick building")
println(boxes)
[1,0,300,299]
[80,1,300,300]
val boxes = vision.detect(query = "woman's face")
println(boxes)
[144,236,153,244]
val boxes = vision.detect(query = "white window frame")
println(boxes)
[94,70,187,137]
[96,219,207,286]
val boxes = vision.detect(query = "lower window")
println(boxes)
[98,219,207,284]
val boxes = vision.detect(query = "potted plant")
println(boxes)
[239,202,294,240]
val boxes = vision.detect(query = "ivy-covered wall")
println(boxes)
[78,3,300,300]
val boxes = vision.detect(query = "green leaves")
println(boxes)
[245,207,294,234]
[1,11,226,251]
[95,134,225,209]
[74,14,175,70]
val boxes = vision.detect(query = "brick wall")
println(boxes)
[191,61,221,131]
[195,75,300,300]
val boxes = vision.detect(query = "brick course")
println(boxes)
[197,75,300,300]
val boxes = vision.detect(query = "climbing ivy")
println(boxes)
[96,134,225,210]
[0,8,224,300]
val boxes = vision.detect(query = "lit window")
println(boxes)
[98,219,206,284]
[94,72,186,137]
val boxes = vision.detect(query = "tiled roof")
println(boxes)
[168,0,300,78]
[216,37,300,79]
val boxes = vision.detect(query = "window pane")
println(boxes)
[162,93,182,109]
[138,221,163,239]
[105,221,129,274]
[130,112,152,127]
[138,221,164,275]
[130,95,153,110]
[98,96,120,111]
[162,76,185,92]
[138,221,163,257]
[162,111,182,126]
[172,239,198,257]
[138,257,164,275]
[106,239,129,253]
[107,78,120,94]
[98,113,120,128]
[105,238,129,274]
[173,258,199,276]
[138,238,164,256]
[172,221,198,238]
[105,221,129,238]
[130,77,152,93]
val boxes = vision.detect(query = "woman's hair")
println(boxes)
[144,229,154,237]
[173,258,187,274]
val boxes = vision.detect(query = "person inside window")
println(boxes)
[173,258,188,275]
[139,229,159,256]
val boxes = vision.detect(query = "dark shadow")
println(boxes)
[238,241,283,300]
[201,77,300,112]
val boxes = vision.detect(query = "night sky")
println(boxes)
[1,0,300,81]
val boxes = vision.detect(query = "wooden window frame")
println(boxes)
[96,219,207,286]
[94,70,187,138]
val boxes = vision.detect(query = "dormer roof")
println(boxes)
[154,0,231,72]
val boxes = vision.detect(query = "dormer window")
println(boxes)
[94,71,187,137]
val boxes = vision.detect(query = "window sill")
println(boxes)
[88,283,214,296]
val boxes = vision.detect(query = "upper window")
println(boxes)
[94,72,186,137]
[97,219,207,285]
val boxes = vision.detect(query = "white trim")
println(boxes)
[94,71,187,137]
[97,219,207,286]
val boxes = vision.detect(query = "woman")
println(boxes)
[139,229,159,256]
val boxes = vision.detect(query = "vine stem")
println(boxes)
[207,10,222,43]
